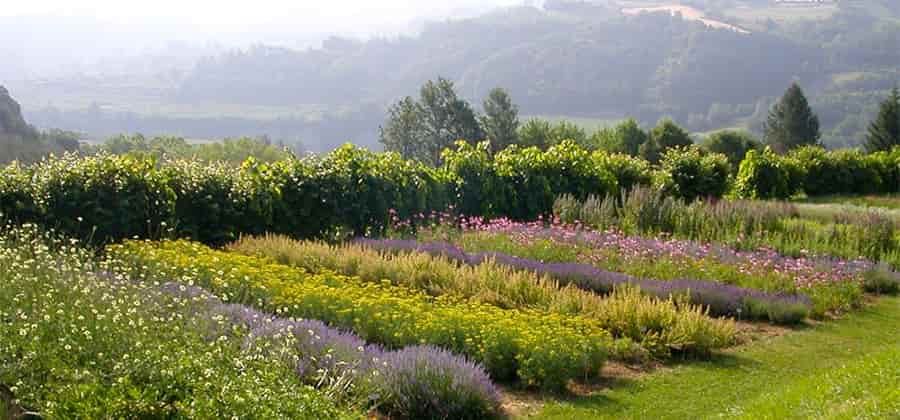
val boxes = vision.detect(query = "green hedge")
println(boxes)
[445,141,649,220]
[656,146,730,202]
[6,143,900,245]
[790,146,885,196]
[733,148,805,200]
[0,143,652,244]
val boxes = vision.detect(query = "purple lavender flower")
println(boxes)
[355,238,813,323]
[374,345,501,420]
[153,280,503,417]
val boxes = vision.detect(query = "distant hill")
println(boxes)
[6,0,899,149]
[173,1,899,147]
[1,86,80,163]
[0,86,38,138]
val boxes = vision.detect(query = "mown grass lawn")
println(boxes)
[535,297,900,419]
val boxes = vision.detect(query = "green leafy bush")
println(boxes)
[656,146,730,202]
[31,154,177,243]
[592,151,654,193]
[732,148,804,200]
[0,163,39,224]
[442,141,506,218]
[791,146,884,196]
[445,140,618,220]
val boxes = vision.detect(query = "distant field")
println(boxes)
[724,4,838,24]
[621,4,750,33]
[800,194,900,210]
[8,80,327,121]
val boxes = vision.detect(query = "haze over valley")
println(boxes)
[2,0,898,151]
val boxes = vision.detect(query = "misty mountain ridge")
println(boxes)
[3,0,899,150]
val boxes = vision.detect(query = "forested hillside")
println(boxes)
[173,0,899,148]
[6,0,899,149]
[1,86,81,163]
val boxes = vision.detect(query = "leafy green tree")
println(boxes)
[379,96,423,160]
[550,121,587,147]
[764,83,820,154]
[864,87,900,153]
[591,118,647,156]
[101,134,151,155]
[517,119,586,150]
[640,119,693,164]
[39,129,82,152]
[701,130,761,168]
[480,88,519,153]
[380,78,482,166]
[418,78,483,165]
[518,119,553,149]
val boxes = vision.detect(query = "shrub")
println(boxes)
[868,147,900,193]
[243,318,502,419]
[862,264,900,295]
[592,151,654,192]
[656,146,730,202]
[30,153,177,243]
[107,240,612,390]
[732,148,804,200]
[163,160,260,245]
[0,163,38,224]
[791,146,883,196]
[444,140,618,221]
[374,346,501,420]
[441,141,505,218]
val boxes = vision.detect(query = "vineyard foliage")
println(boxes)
[3,142,900,244]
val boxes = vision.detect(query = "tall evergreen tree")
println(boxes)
[480,88,519,153]
[764,82,820,154]
[864,87,900,153]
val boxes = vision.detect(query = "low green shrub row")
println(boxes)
[4,143,900,246]
[0,143,733,245]
[734,146,900,199]
[107,240,614,390]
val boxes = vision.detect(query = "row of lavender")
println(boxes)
[465,218,900,309]
[161,282,502,419]
[356,238,814,324]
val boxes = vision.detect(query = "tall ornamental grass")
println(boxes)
[555,186,900,269]
[230,234,737,355]
[422,218,878,317]
[356,237,811,325]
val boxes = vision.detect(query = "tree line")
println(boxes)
[381,78,900,166]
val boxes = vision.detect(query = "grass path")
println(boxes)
[535,297,900,419]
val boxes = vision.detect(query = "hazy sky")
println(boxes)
[1,0,527,27]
